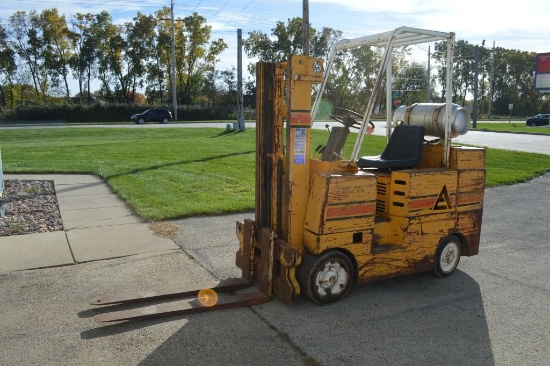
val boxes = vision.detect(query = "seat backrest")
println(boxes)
[356,124,424,169]
[381,125,425,161]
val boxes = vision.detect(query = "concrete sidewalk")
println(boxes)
[0,174,179,272]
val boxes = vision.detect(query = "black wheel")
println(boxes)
[161,118,170,124]
[432,235,461,278]
[296,251,354,305]
[137,118,145,124]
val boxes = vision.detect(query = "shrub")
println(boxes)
[0,103,249,123]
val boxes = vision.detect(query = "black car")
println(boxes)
[131,109,172,124]
[526,114,550,127]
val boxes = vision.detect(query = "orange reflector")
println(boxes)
[198,288,218,307]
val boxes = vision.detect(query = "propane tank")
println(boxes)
[392,103,471,138]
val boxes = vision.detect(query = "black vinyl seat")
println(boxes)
[357,125,425,170]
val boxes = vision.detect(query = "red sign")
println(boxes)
[535,52,550,90]
[289,111,311,126]
[536,53,550,73]
[393,98,402,107]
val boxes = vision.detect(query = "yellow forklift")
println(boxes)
[90,27,485,321]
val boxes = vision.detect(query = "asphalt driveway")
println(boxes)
[2,172,548,365]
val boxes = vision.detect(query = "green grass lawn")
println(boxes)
[1,127,549,220]
[474,122,550,134]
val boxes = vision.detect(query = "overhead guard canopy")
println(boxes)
[311,26,456,168]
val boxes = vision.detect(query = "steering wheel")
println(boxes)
[329,107,375,133]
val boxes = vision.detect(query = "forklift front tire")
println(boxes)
[297,251,354,305]
[433,235,461,278]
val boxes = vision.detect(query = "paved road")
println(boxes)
[454,129,550,154]
[156,120,550,155]
[0,122,550,155]
[2,121,550,155]
[351,121,550,155]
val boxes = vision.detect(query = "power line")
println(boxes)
[206,0,230,22]
[241,0,256,11]
[173,4,276,26]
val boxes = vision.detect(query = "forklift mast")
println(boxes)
[256,56,325,247]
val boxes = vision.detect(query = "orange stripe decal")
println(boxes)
[409,197,436,210]
[459,192,482,204]
[326,203,376,218]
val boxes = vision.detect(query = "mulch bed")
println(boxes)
[0,180,63,236]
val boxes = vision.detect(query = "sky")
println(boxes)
[1,0,549,91]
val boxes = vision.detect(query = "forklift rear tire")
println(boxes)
[433,235,461,278]
[297,251,354,305]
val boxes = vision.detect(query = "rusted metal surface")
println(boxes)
[357,253,433,284]
[457,210,484,255]
[257,227,275,296]
[89,277,252,306]
[304,173,377,235]
[240,219,255,280]
[255,62,275,229]
[272,238,302,303]
[93,291,270,323]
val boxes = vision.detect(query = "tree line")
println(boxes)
[0,8,229,109]
[0,9,548,119]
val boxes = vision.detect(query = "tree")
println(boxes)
[142,9,171,104]
[70,13,97,102]
[105,26,132,103]
[217,67,237,106]
[244,17,342,62]
[8,10,47,101]
[126,13,157,103]
[198,70,217,107]
[393,61,429,105]
[0,24,16,107]
[39,8,77,100]
[179,12,227,104]
[243,18,342,112]
[325,46,381,112]
[149,7,174,105]
[244,17,342,68]
[491,49,544,116]
[314,43,412,117]
[2,7,548,118]
[433,40,475,105]
[90,11,120,103]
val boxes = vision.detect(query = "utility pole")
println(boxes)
[426,46,432,103]
[473,44,479,128]
[237,29,245,131]
[171,0,178,121]
[488,41,495,119]
[303,0,309,56]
